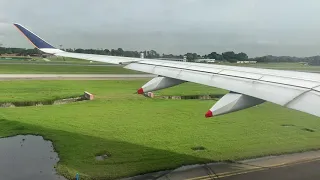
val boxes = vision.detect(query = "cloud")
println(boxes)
[1,0,320,57]
[256,40,279,45]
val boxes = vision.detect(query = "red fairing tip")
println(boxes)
[205,110,213,118]
[137,88,144,94]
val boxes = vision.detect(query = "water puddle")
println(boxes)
[95,154,109,161]
[0,135,66,180]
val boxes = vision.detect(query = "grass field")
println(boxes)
[1,56,320,74]
[1,62,318,74]
[0,56,138,74]
[0,56,106,64]
[0,64,141,74]
[226,62,320,72]
[0,80,320,179]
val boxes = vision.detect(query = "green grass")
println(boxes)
[0,64,140,74]
[0,56,107,64]
[226,62,320,72]
[0,80,320,180]
[47,57,109,64]
[1,56,320,74]
[0,56,135,74]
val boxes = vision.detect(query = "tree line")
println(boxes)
[0,47,248,62]
[0,47,41,56]
[251,55,320,65]
[1,46,320,65]
[66,48,250,62]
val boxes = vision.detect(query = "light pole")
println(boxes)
[59,45,65,61]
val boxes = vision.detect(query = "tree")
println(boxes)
[207,52,223,60]
[103,49,110,55]
[75,48,85,53]
[221,51,248,62]
[117,48,124,56]
[65,48,74,52]
[222,51,236,61]
[110,49,117,56]
[145,50,160,58]
[236,52,248,61]
[123,50,140,57]
[184,53,200,62]
[308,56,320,66]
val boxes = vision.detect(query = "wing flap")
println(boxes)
[178,70,213,85]
[126,63,309,106]
[154,66,182,79]
[286,90,320,117]
[313,86,320,92]
[260,75,320,89]
[219,70,263,80]
[125,63,155,74]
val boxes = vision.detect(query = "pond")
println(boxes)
[0,135,66,180]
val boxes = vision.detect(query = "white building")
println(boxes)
[237,61,257,64]
[195,59,216,63]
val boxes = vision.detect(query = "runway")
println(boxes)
[123,150,320,180]
[0,74,156,80]
[219,158,320,180]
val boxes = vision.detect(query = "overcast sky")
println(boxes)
[1,0,320,57]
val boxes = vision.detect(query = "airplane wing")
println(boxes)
[13,23,320,118]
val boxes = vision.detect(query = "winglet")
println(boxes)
[13,23,56,49]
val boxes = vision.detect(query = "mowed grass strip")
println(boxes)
[1,57,320,74]
[0,80,320,179]
[0,56,116,65]
[225,62,320,72]
[0,64,141,74]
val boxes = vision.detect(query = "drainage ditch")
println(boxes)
[0,96,86,108]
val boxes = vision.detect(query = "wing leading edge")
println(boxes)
[13,23,320,118]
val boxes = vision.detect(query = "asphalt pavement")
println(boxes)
[123,150,320,180]
[219,158,320,180]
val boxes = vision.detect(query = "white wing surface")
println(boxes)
[13,23,320,118]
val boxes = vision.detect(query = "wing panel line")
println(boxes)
[131,63,320,90]
[136,61,320,83]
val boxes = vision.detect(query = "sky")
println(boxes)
[1,0,320,57]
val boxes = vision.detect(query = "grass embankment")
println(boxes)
[0,80,320,179]
[0,64,139,74]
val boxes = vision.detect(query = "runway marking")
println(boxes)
[186,157,320,180]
